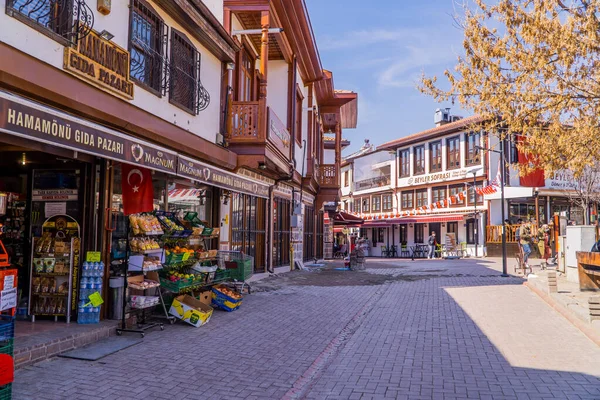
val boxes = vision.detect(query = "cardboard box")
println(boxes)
[197,290,212,306]
[169,295,213,327]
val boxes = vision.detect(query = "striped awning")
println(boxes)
[168,188,203,203]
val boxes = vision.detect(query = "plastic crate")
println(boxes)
[159,275,207,293]
[164,252,185,265]
[0,384,11,400]
[211,286,242,312]
[0,317,14,344]
[0,340,13,356]
[156,211,192,237]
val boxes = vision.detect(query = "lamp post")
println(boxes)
[476,144,509,277]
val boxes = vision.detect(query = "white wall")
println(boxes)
[202,0,224,24]
[340,164,352,196]
[266,60,289,126]
[0,0,223,144]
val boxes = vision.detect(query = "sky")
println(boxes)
[305,0,469,157]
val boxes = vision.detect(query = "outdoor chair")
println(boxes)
[388,245,398,258]
[400,244,410,258]
[435,243,444,258]
[381,245,390,258]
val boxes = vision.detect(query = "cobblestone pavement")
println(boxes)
[13,258,600,400]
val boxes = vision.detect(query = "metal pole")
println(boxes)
[474,173,478,257]
[500,142,508,276]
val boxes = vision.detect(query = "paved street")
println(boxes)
[13,258,600,400]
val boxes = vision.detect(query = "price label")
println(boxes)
[86,252,101,262]
[85,292,104,307]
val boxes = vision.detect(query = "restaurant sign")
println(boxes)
[267,108,291,159]
[0,92,176,173]
[178,156,270,198]
[63,28,134,100]
[402,168,478,186]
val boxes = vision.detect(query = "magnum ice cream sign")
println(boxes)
[63,28,134,100]
[0,93,175,173]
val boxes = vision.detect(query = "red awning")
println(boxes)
[362,223,391,228]
[332,211,364,225]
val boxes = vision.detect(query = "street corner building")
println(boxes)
[0,0,357,360]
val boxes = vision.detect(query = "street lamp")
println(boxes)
[469,167,484,257]
[476,144,509,277]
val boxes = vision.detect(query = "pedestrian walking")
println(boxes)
[427,232,436,259]
[541,224,552,263]
[519,221,533,269]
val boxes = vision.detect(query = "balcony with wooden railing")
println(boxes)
[486,224,538,243]
[319,164,339,188]
[229,101,262,141]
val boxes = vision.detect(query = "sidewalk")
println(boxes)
[524,268,600,346]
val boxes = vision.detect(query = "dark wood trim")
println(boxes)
[0,42,237,169]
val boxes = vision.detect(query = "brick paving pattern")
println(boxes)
[13,258,600,399]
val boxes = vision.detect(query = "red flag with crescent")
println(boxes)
[121,164,154,215]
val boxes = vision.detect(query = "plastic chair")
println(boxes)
[459,242,468,258]
[435,243,444,258]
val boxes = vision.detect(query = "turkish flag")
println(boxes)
[121,164,154,215]
[517,135,545,187]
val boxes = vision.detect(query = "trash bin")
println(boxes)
[109,276,125,320]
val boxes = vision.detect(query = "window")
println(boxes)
[429,141,442,172]
[415,189,428,208]
[7,0,86,45]
[399,224,408,244]
[238,47,254,101]
[344,171,349,187]
[399,149,410,177]
[401,191,414,210]
[432,186,447,205]
[465,132,481,166]
[382,194,393,211]
[446,136,461,169]
[362,198,370,213]
[273,197,291,267]
[449,184,465,207]
[130,0,165,94]
[447,222,458,237]
[372,196,381,212]
[372,228,385,245]
[415,223,425,243]
[466,219,476,244]
[414,146,425,175]
[467,183,484,206]
[170,30,210,114]
[295,85,304,145]
[231,193,266,272]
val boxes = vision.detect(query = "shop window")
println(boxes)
[130,0,166,95]
[401,191,414,210]
[7,0,92,45]
[446,136,460,169]
[429,141,442,172]
[449,184,465,207]
[399,149,410,177]
[466,219,476,244]
[316,211,324,259]
[231,193,266,272]
[382,194,393,212]
[414,223,424,243]
[465,132,481,166]
[399,224,408,244]
[372,196,381,212]
[467,183,484,206]
[415,189,428,208]
[273,197,291,267]
[304,206,315,261]
[362,198,370,213]
[432,186,447,204]
[169,29,210,114]
[414,145,425,175]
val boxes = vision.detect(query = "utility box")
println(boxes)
[565,226,596,283]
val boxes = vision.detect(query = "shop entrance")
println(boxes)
[429,223,441,244]
[0,140,95,322]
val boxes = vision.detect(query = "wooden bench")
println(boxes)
[576,252,600,291]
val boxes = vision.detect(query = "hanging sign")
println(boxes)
[63,28,134,100]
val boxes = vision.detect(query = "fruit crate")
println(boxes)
[0,340,13,356]
[183,212,204,227]
[0,384,11,400]
[159,275,207,293]
[0,316,14,344]
[211,285,243,312]
[155,211,192,238]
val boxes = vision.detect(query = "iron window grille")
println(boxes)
[169,29,210,114]
[7,0,94,46]
[129,0,169,96]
